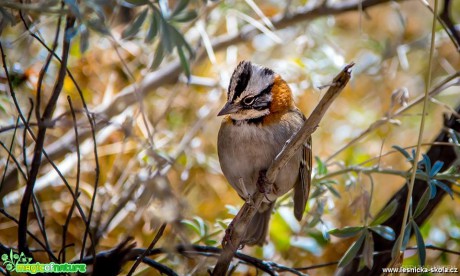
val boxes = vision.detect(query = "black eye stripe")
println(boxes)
[260,83,273,95]
[231,62,252,101]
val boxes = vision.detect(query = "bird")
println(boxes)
[217,60,312,246]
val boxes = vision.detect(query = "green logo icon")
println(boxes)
[1,250,86,274]
[1,250,33,272]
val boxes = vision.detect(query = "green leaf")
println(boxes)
[329,226,364,238]
[411,220,426,266]
[315,156,327,175]
[422,154,431,174]
[363,231,374,270]
[161,22,174,53]
[430,161,444,177]
[124,0,149,6]
[172,10,197,22]
[401,222,412,250]
[414,188,430,218]
[310,187,327,199]
[122,9,149,39]
[371,199,398,226]
[391,223,412,259]
[181,219,201,236]
[432,179,454,199]
[338,233,366,267]
[369,225,395,241]
[171,0,189,17]
[325,183,341,198]
[79,24,89,53]
[150,44,165,70]
[392,145,412,161]
[145,8,161,43]
[177,45,191,82]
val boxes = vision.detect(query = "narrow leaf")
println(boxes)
[432,179,454,199]
[338,233,366,267]
[172,10,197,22]
[325,183,341,198]
[411,221,426,266]
[124,0,149,6]
[430,161,444,177]
[414,188,430,218]
[429,181,437,199]
[401,222,412,250]
[79,24,89,53]
[150,44,165,70]
[422,154,431,174]
[122,9,148,39]
[392,145,412,161]
[177,46,191,82]
[329,226,364,238]
[363,231,374,270]
[171,0,189,17]
[145,8,160,43]
[315,156,327,175]
[371,199,398,226]
[370,225,395,241]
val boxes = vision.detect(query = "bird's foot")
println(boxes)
[257,170,273,201]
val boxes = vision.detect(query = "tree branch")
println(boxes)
[17,16,75,255]
[212,63,354,275]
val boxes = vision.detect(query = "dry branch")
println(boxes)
[212,63,354,275]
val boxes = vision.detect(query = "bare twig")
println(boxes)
[127,223,167,276]
[80,114,100,261]
[212,63,354,275]
[17,15,75,256]
[61,96,81,263]
[0,117,21,193]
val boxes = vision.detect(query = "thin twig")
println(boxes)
[23,99,34,177]
[17,15,75,256]
[394,0,438,260]
[61,96,82,263]
[127,223,167,276]
[0,117,21,193]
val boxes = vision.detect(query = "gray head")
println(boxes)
[218,61,275,121]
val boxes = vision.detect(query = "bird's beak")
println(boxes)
[217,102,239,116]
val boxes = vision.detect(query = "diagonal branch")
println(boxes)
[212,63,354,275]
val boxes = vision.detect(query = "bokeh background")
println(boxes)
[1,0,459,275]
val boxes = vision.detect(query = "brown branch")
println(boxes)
[212,63,354,275]
[17,15,75,255]
[127,223,167,276]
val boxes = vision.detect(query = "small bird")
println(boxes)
[217,60,312,246]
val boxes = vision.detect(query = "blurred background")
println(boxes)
[0,0,459,274]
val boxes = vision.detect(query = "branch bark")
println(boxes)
[212,63,354,275]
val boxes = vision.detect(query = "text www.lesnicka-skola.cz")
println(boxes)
[382,265,459,274]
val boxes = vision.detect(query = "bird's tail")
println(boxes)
[243,202,274,246]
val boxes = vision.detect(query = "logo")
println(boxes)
[1,250,86,274]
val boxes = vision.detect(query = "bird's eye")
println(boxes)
[242,96,255,105]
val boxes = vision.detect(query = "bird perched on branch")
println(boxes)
[217,60,312,246]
